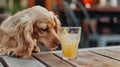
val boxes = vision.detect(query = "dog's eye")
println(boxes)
[41,28,49,31]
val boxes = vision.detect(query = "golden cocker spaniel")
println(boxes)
[0,6,61,58]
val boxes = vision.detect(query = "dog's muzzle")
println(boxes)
[54,41,61,46]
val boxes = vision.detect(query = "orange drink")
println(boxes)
[62,40,78,58]
[59,27,81,60]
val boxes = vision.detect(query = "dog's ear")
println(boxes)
[15,15,35,57]
[54,15,61,34]
[49,11,61,34]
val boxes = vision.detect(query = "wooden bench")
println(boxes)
[1,46,120,67]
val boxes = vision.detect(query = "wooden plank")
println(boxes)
[0,61,3,67]
[41,46,120,54]
[38,46,120,54]
[56,51,120,67]
[91,49,120,61]
[33,53,74,67]
[0,57,4,67]
[0,57,8,67]
[2,56,46,67]
[108,48,120,54]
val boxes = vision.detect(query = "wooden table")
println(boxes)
[1,46,120,67]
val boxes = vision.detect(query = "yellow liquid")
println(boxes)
[60,29,80,59]
[62,42,78,59]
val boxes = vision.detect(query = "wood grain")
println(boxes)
[33,53,74,67]
[56,51,120,67]
[91,49,120,61]
[2,56,45,67]
[0,46,120,67]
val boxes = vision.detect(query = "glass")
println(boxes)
[59,27,81,60]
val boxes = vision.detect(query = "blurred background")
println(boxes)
[0,0,120,49]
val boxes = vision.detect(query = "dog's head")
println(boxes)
[32,11,61,50]
[13,6,61,51]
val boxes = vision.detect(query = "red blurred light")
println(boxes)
[83,0,93,5]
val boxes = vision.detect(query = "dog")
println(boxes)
[0,6,61,58]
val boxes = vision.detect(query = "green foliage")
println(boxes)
[4,0,26,15]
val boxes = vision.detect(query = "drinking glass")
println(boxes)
[59,27,81,60]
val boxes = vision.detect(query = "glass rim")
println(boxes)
[61,27,81,34]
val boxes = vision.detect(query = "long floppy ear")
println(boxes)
[54,15,61,34]
[49,11,61,34]
[15,15,35,58]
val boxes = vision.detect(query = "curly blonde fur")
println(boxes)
[0,6,61,58]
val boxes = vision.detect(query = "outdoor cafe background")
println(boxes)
[0,0,120,50]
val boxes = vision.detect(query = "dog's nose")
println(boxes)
[54,41,61,46]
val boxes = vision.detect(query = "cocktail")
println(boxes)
[59,27,81,60]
